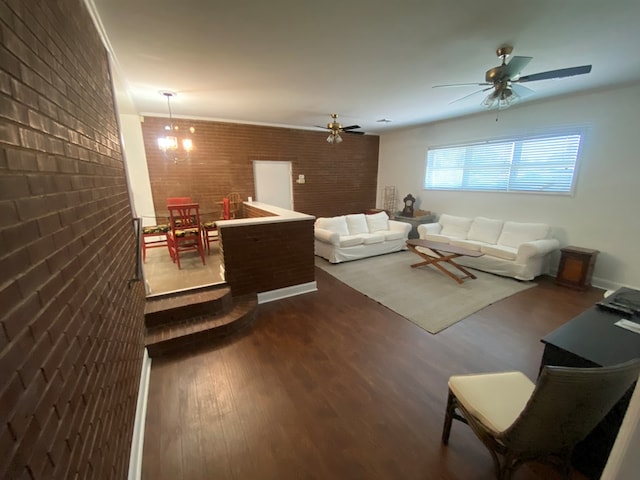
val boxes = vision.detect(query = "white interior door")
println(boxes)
[253,160,293,210]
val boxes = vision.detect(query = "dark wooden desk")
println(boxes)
[540,291,640,479]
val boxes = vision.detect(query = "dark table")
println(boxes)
[540,288,640,479]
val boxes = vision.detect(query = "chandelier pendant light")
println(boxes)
[157,91,195,163]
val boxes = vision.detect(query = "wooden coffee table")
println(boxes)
[406,239,484,284]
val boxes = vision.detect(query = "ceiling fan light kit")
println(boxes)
[319,113,364,144]
[433,45,592,113]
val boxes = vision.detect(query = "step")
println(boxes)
[145,294,258,357]
[144,284,232,328]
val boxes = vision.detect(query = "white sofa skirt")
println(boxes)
[452,251,550,281]
[315,238,407,264]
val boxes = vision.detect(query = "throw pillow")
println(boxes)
[467,217,504,245]
[439,214,473,238]
[365,211,389,232]
[346,214,370,235]
[316,216,349,236]
[498,222,550,248]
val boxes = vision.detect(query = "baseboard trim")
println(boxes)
[257,281,317,304]
[128,348,152,480]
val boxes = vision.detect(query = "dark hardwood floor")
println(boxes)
[142,267,604,480]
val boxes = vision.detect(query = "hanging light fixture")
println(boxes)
[482,81,519,110]
[326,114,343,144]
[157,91,195,162]
[327,130,342,144]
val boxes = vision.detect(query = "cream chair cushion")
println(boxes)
[448,371,535,434]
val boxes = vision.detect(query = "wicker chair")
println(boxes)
[442,359,640,479]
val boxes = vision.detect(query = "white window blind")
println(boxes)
[424,133,582,194]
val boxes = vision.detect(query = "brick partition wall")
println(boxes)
[141,116,380,220]
[219,217,315,297]
[0,1,145,479]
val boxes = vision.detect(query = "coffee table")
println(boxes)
[406,239,484,284]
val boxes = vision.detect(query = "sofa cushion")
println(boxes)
[339,235,364,247]
[365,211,389,232]
[498,222,550,249]
[481,244,518,261]
[346,214,370,235]
[381,230,405,241]
[439,214,473,238]
[423,233,453,243]
[450,239,484,252]
[358,233,385,245]
[316,216,349,236]
[467,217,504,245]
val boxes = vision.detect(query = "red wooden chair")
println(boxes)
[167,196,192,206]
[167,203,206,269]
[141,220,171,262]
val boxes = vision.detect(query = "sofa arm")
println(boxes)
[516,238,560,262]
[314,228,340,246]
[417,222,442,239]
[388,220,411,236]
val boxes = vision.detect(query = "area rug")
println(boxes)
[315,251,536,334]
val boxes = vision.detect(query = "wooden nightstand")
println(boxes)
[556,246,599,291]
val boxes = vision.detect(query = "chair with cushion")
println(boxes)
[441,360,640,479]
[167,203,206,269]
[141,220,171,262]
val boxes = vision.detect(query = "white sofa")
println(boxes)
[416,214,560,281]
[315,212,411,263]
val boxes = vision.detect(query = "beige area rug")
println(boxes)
[315,251,536,334]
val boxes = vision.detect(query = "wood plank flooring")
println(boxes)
[142,267,604,480]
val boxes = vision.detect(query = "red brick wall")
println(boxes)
[0,1,145,478]
[141,116,380,220]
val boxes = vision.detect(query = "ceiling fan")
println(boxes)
[318,114,365,144]
[433,46,592,110]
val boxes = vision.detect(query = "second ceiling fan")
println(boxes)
[319,114,365,144]
[434,46,592,110]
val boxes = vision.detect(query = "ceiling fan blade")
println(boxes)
[510,83,536,98]
[449,86,493,105]
[504,56,532,79]
[344,130,365,135]
[433,82,492,88]
[341,125,361,131]
[516,65,592,83]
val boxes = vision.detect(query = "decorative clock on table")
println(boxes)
[401,193,415,217]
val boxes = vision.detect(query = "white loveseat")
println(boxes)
[315,212,411,263]
[416,214,560,281]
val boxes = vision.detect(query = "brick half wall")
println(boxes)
[220,218,315,297]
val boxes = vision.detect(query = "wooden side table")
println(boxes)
[556,246,599,291]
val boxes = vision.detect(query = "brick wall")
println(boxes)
[141,116,380,220]
[0,1,145,478]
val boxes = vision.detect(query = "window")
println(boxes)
[424,132,582,194]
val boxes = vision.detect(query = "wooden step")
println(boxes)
[145,294,258,357]
[144,284,232,328]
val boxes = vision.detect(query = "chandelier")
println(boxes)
[157,91,194,162]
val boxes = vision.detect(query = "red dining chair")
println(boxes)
[167,196,192,205]
[167,203,206,269]
[141,220,171,262]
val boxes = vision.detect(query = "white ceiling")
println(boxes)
[90,0,640,134]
